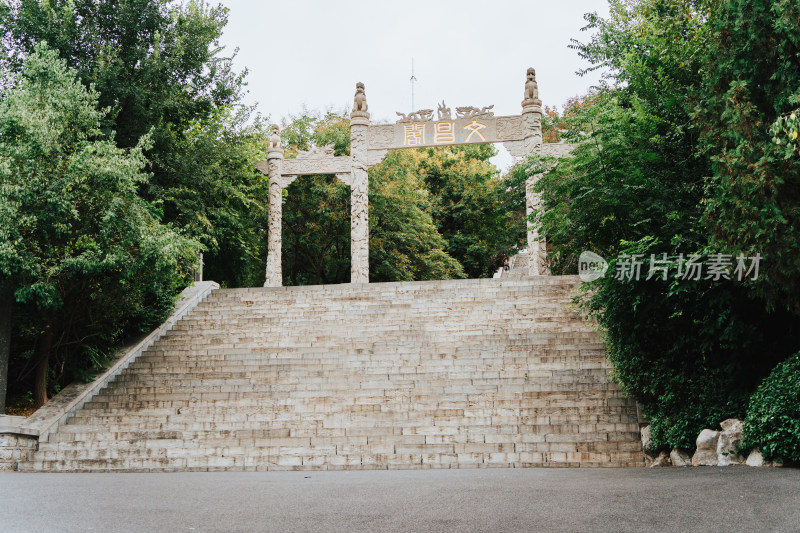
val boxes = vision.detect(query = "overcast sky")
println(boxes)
[218,0,610,169]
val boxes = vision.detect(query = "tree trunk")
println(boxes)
[33,325,53,408]
[0,282,12,414]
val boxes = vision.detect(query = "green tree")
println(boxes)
[418,144,524,278]
[535,0,800,449]
[369,150,465,282]
[695,0,800,312]
[0,44,197,407]
[1,0,243,148]
[283,174,351,285]
[280,112,353,285]
[159,105,269,288]
[1,0,259,288]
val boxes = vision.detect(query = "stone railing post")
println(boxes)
[350,82,370,284]
[522,67,547,276]
[264,127,284,287]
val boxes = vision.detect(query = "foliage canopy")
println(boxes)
[536,0,800,450]
[0,44,198,407]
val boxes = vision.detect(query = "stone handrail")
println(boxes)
[0,281,218,442]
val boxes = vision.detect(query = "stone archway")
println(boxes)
[257,67,561,287]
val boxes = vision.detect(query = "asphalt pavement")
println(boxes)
[1,467,798,532]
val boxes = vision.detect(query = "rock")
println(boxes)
[649,451,671,467]
[720,418,742,432]
[746,448,766,467]
[670,448,692,467]
[692,429,720,466]
[717,418,745,466]
[640,425,655,456]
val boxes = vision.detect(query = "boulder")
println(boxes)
[717,418,745,466]
[692,429,720,466]
[720,418,742,432]
[649,451,671,467]
[670,448,692,467]
[746,448,766,467]
[640,425,655,456]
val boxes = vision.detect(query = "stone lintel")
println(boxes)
[257,156,352,177]
[365,115,531,151]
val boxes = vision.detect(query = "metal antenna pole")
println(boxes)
[410,58,417,112]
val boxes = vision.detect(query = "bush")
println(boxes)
[743,352,800,463]
[579,239,800,451]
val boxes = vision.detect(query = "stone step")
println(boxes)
[107,369,613,387]
[21,277,645,471]
[58,413,639,435]
[44,425,642,445]
[62,406,638,426]
[121,360,611,372]
[50,411,636,433]
[36,443,645,464]
[20,450,646,473]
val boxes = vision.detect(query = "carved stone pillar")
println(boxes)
[350,82,370,284]
[264,127,284,287]
[522,67,547,276]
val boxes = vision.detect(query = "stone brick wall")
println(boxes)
[0,433,38,471]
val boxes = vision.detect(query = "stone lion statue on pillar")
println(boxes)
[523,67,541,106]
[352,82,369,118]
[269,126,281,150]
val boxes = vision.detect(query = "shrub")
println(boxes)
[743,352,800,463]
[579,239,800,451]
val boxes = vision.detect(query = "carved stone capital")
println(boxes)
[280,175,298,189]
[350,115,370,127]
[502,140,525,158]
[335,172,352,186]
[522,104,543,115]
[366,149,388,167]
[267,146,284,160]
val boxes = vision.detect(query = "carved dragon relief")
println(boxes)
[395,104,495,123]
[456,105,494,120]
[395,109,434,123]
[295,144,336,159]
[437,101,452,120]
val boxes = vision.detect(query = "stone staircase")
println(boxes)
[20,277,645,472]
[504,252,529,279]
